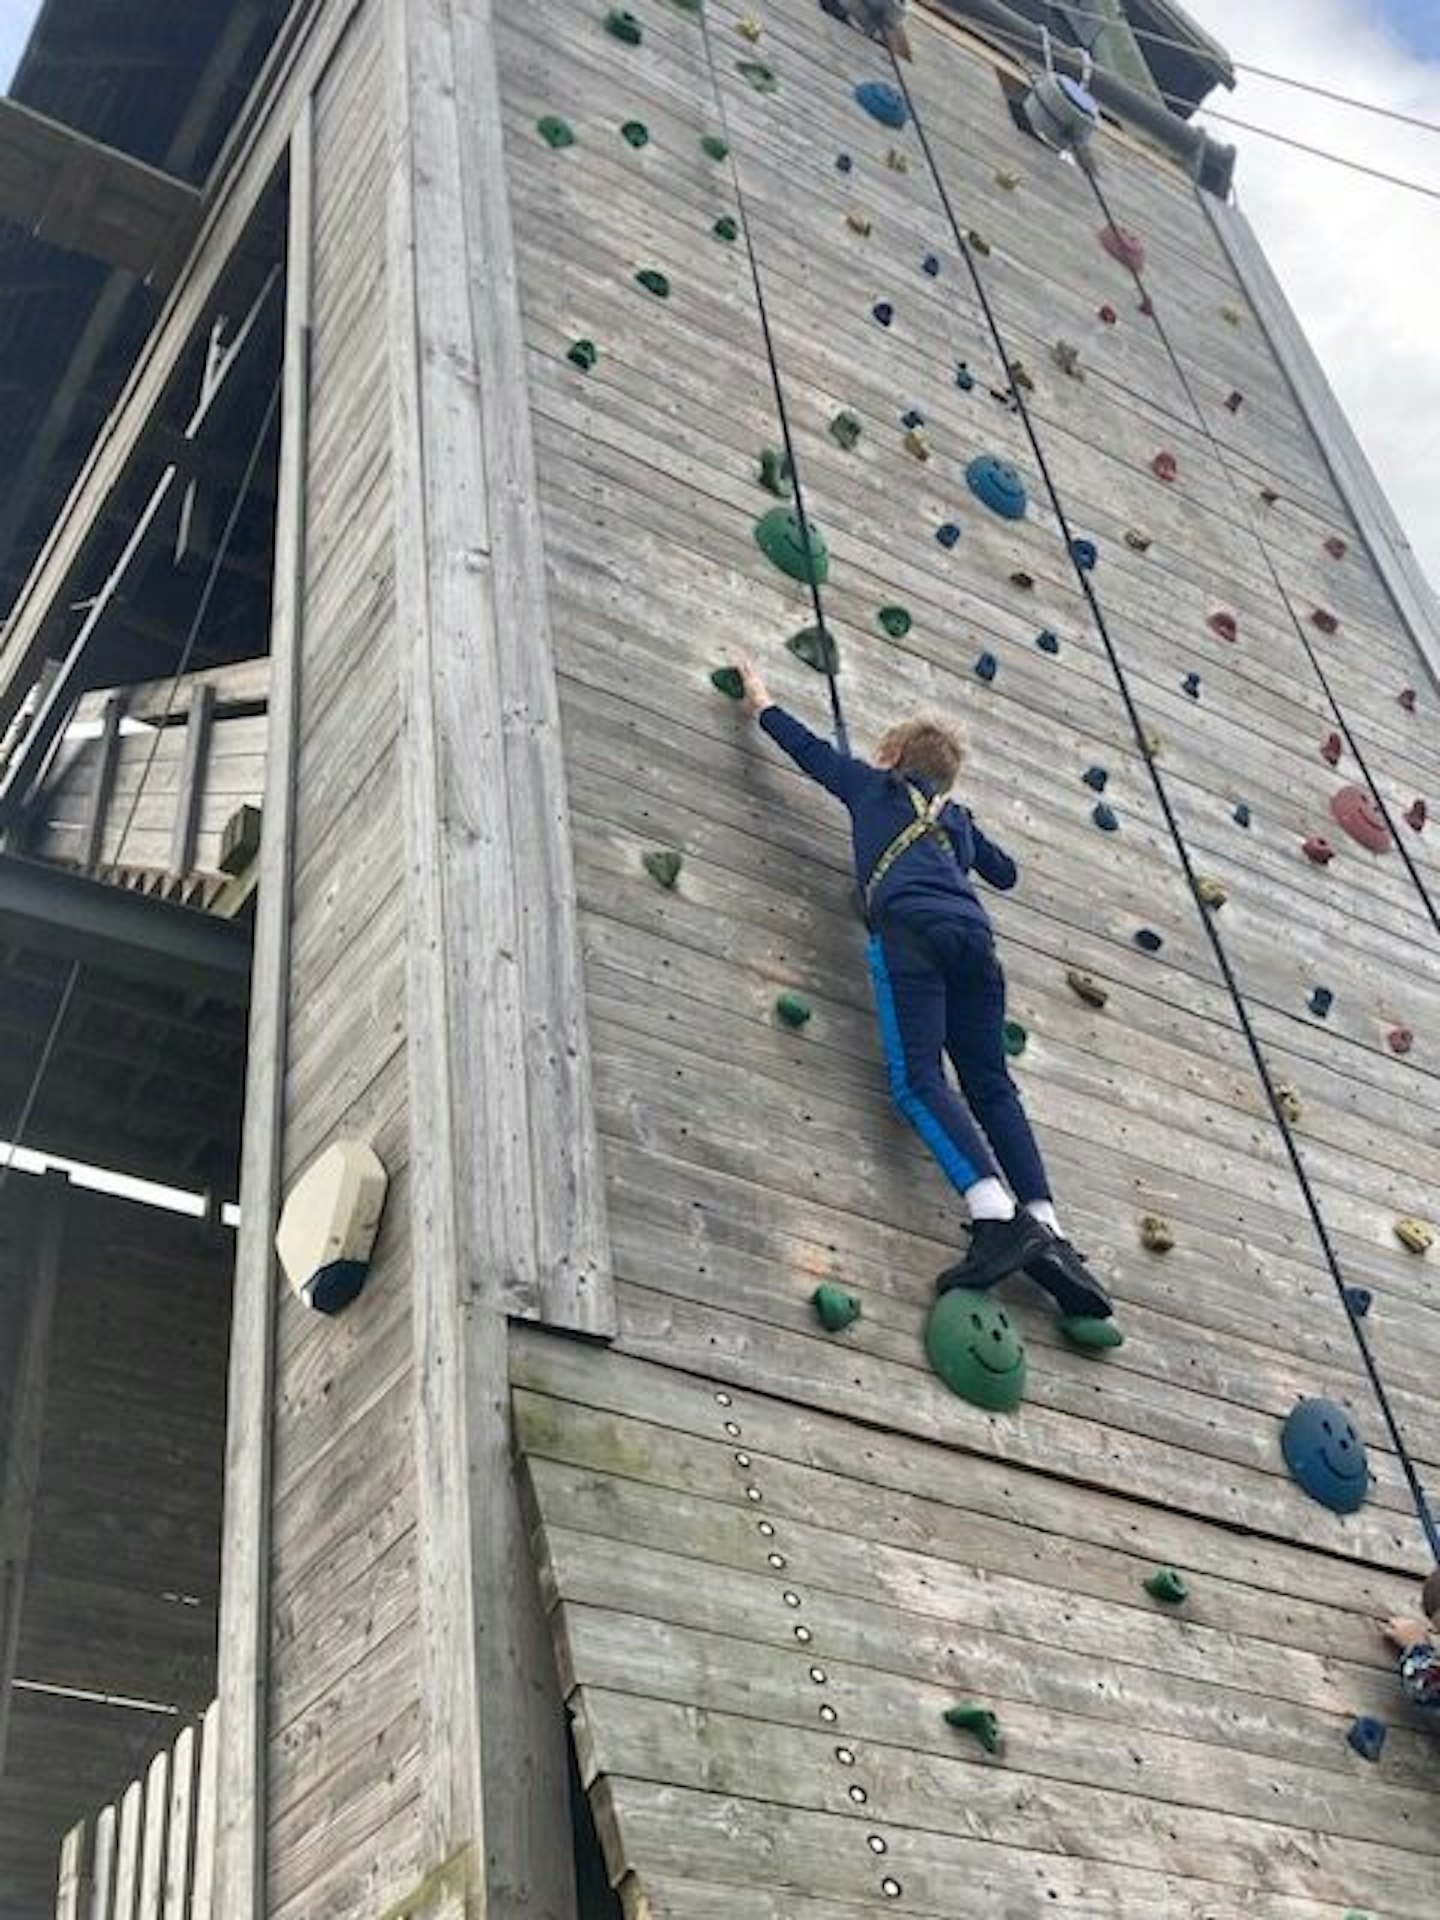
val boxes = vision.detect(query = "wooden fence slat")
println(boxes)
[55,1822,90,1920]
[110,1781,143,1920]
[137,1749,168,1920]
[87,1802,117,1920]
[190,1702,220,1920]
[162,1724,197,1920]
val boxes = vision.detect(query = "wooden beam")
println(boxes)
[0,97,200,285]
[169,683,215,876]
[80,691,125,875]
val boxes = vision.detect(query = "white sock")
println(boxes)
[1026,1199,1061,1234]
[965,1177,1016,1222]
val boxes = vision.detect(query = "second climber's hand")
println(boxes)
[738,656,773,715]
[1381,1614,1431,1650]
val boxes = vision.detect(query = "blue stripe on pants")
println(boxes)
[867,931,991,1193]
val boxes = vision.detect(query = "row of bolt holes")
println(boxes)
[714,1388,904,1900]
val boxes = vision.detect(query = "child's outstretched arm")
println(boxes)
[943,803,1018,890]
[739,657,863,802]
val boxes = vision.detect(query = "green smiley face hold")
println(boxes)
[925,1291,1027,1412]
[754,508,831,586]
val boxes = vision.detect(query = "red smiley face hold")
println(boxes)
[1207,611,1238,643]
[1330,785,1394,854]
[1151,451,1178,483]
[1388,1026,1414,1055]
[1100,224,1146,272]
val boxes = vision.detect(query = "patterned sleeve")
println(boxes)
[1399,1639,1440,1711]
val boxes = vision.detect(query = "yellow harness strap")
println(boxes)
[864,784,952,912]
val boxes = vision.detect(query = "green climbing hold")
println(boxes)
[758,447,793,498]
[701,134,729,161]
[537,116,576,149]
[635,268,671,298]
[812,1283,860,1332]
[710,666,744,699]
[713,215,739,242]
[737,59,777,91]
[829,409,862,450]
[944,1704,1003,1755]
[605,9,642,44]
[667,0,702,13]
[566,339,598,371]
[925,1291,1026,1413]
[877,606,912,639]
[1002,1020,1027,1058]
[1060,1315,1124,1353]
[1144,1567,1189,1605]
[754,508,829,585]
[776,990,812,1029]
[620,120,649,148]
[642,849,682,890]
[787,626,840,675]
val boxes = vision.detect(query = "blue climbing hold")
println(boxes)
[855,80,909,128]
[966,454,1028,521]
[1034,629,1060,655]
[1343,1286,1373,1320]
[936,523,962,549]
[1347,1717,1387,1763]
[1082,766,1108,792]
[902,408,925,429]
[974,651,998,683]
[1233,802,1252,829]
[1309,986,1334,1018]
[1182,671,1202,699]
[923,252,941,277]
[1281,1397,1370,1515]
[955,362,975,392]
[1092,802,1120,833]
[1134,928,1164,952]
[1071,537,1099,571]
[873,301,894,328]
[836,152,854,173]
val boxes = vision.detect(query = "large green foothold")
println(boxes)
[537,115,576,148]
[812,1283,860,1332]
[829,409,862,450]
[925,1291,1026,1412]
[620,120,650,148]
[701,134,729,161]
[1002,1019,1027,1058]
[758,447,793,498]
[775,990,812,1029]
[754,508,830,585]
[944,1704,1003,1755]
[713,215,739,242]
[737,59,778,91]
[1144,1566,1189,1606]
[566,339,599,371]
[605,9,642,44]
[635,268,671,299]
[877,605,912,639]
[1060,1315,1124,1353]
[787,626,840,675]
[710,665,744,699]
[642,848,683,890]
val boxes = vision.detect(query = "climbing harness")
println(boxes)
[885,47,1440,1564]
[694,4,850,753]
[863,782,952,913]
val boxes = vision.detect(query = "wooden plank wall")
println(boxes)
[495,0,1440,1910]
[0,1179,230,1920]
[260,1,421,1914]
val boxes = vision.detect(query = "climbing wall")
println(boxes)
[498,1,1440,1911]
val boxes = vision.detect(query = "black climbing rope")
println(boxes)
[887,50,1440,1566]
[1080,163,1440,948]
[694,2,850,752]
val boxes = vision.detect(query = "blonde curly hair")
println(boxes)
[873,713,966,789]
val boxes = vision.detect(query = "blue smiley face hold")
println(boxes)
[966,453,1029,521]
[1281,1397,1370,1514]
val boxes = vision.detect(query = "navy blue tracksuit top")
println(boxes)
[759,705,1018,931]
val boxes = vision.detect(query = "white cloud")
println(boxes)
[1190,0,1440,588]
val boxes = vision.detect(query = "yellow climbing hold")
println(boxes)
[1052,340,1083,379]
[846,208,873,236]
[903,426,931,462]
[1143,727,1163,758]
[1395,1216,1434,1255]
[1124,527,1153,552]
[995,166,1021,190]
[735,13,762,40]
[1196,875,1228,909]
[886,147,910,173]
[1140,1213,1175,1254]
[1066,969,1109,1009]
[1009,359,1036,393]
[1221,301,1244,326]
[1275,1082,1302,1126]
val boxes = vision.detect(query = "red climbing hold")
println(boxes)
[1207,611,1238,644]
[1319,732,1342,767]
[1224,390,1243,413]
[1311,608,1339,634]
[1100,224,1146,272]
[1302,835,1335,866]
[1399,687,1417,713]
[1151,451,1178,483]
[1330,785,1394,854]
[1325,535,1348,559]
[1405,798,1427,832]
[1098,303,1117,325]
[1388,1026,1414,1055]
[1138,294,1154,316]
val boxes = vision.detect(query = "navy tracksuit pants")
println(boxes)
[866,916,1051,1204]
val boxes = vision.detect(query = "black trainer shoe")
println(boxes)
[1023,1237,1113,1319]
[936,1213,1053,1295]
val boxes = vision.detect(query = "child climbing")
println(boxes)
[1380,1568,1440,1714]
[736,657,1111,1321]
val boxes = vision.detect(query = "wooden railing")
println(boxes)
[54,1701,218,1920]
